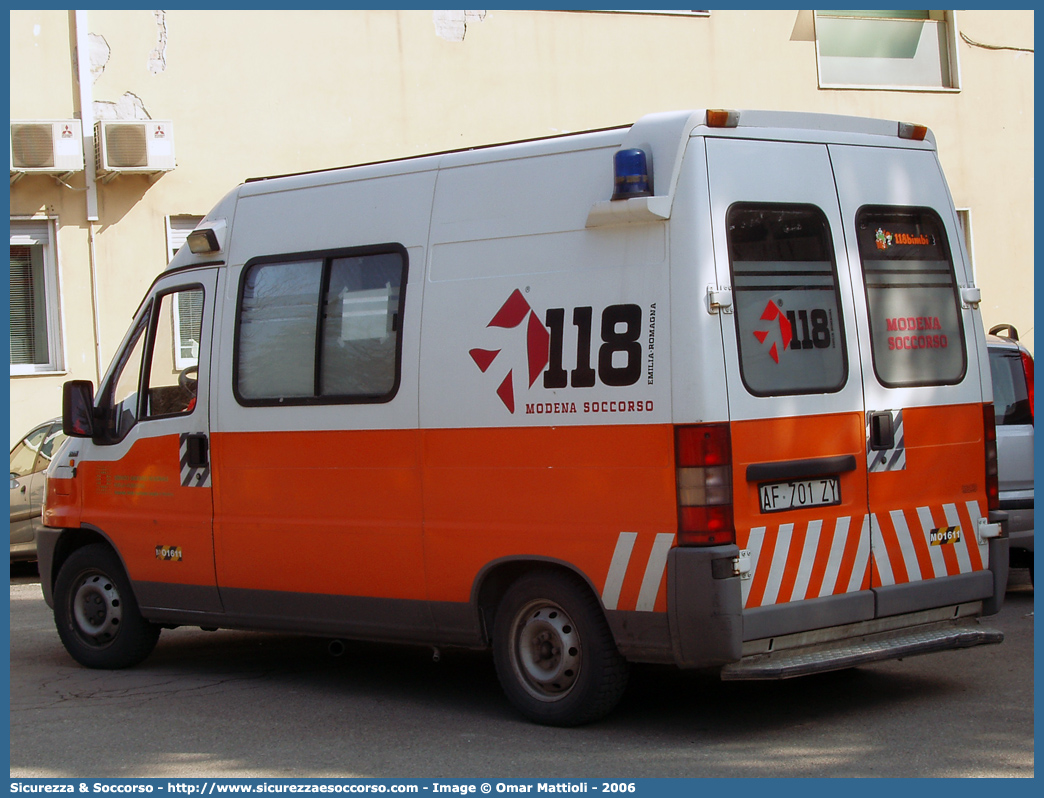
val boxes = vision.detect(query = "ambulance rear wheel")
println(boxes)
[492,571,629,726]
[53,543,160,669]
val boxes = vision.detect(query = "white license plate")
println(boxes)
[759,477,840,514]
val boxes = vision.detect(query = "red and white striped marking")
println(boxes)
[602,501,990,613]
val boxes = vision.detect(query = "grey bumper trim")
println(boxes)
[720,618,1002,680]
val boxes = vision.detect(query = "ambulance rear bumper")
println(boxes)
[719,616,1003,680]
[662,536,1008,673]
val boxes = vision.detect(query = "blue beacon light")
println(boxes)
[611,148,652,200]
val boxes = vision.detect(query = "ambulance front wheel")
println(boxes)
[53,543,161,669]
[492,571,629,726]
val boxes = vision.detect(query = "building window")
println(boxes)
[815,10,960,90]
[166,215,205,370]
[10,219,62,375]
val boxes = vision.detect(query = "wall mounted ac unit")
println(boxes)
[10,120,85,180]
[95,120,175,181]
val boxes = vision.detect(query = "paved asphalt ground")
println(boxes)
[9,563,1034,779]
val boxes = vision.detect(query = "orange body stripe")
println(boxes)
[75,437,215,590]
[866,404,989,586]
[732,412,868,608]
[61,401,991,615]
[212,428,427,599]
[212,424,676,607]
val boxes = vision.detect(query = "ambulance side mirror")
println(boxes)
[62,380,97,438]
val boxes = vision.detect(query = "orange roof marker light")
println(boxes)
[898,121,929,141]
[706,109,740,128]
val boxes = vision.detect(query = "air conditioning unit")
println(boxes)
[95,120,175,181]
[10,120,85,179]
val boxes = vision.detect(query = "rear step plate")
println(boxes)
[720,619,1003,680]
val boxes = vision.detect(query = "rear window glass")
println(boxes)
[989,347,1032,426]
[727,204,847,396]
[856,207,966,387]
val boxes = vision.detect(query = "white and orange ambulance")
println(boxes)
[42,109,1008,726]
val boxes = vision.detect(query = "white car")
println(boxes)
[10,418,65,562]
[988,326,1034,584]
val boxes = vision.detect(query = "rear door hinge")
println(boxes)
[961,285,982,309]
[976,516,1002,544]
[734,549,751,579]
[708,286,733,315]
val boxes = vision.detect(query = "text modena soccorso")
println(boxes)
[886,316,949,351]
[525,400,655,416]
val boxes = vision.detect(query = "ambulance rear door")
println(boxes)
[706,136,874,640]
[828,143,994,616]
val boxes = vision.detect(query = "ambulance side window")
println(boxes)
[99,285,206,442]
[104,312,150,441]
[145,288,204,418]
[727,204,848,396]
[235,246,406,405]
[855,207,966,387]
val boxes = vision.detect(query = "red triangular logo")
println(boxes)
[469,348,500,373]
[496,370,515,413]
[488,289,531,329]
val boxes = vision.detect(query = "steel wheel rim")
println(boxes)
[71,571,122,645]
[509,599,582,702]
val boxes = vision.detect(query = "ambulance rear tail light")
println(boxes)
[675,424,734,546]
[983,403,999,513]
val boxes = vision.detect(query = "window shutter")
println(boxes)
[10,245,38,364]
[166,216,205,368]
[177,290,204,361]
[167,215,204,261]
[9,220,53,369]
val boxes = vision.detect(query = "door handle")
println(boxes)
[746,454,857,482]
[184,433,209,469]
[868,411,895,451]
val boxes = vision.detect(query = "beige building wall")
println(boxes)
[9,9,1034,444]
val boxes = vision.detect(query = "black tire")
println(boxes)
[53,543,160,669]
[492,571,629,726]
